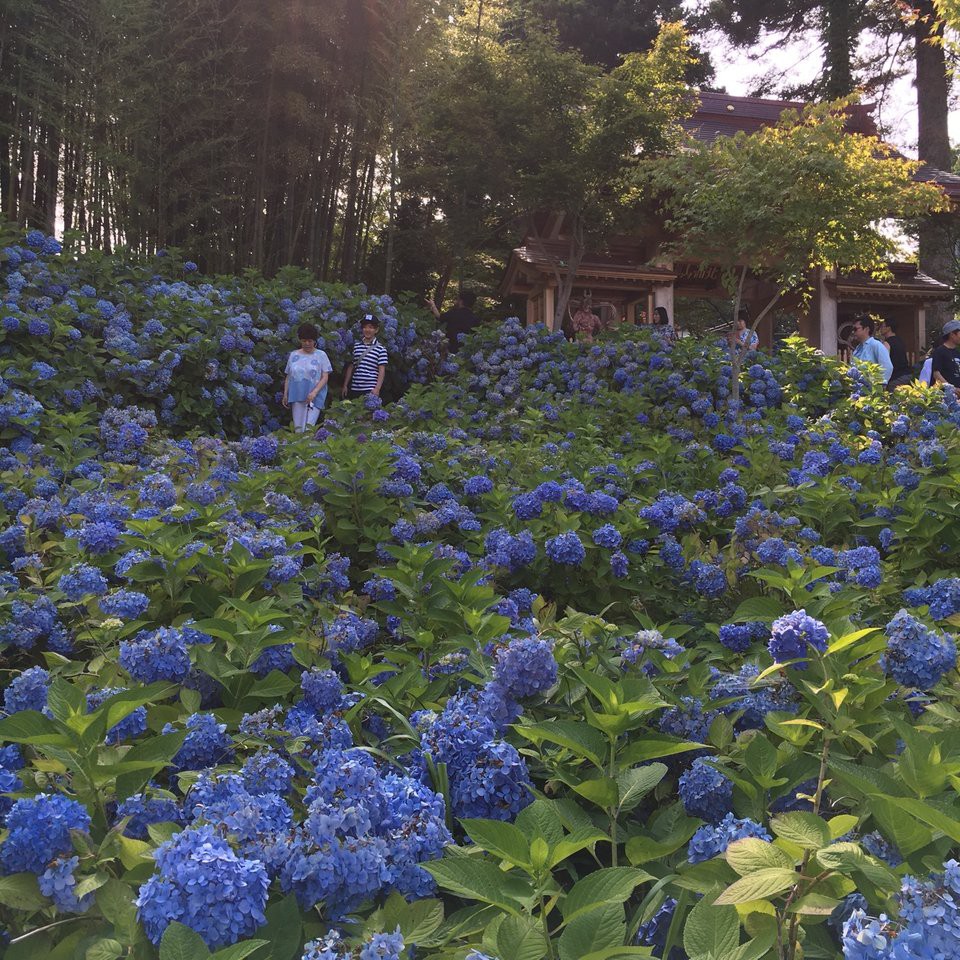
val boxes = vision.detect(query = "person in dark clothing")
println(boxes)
[931,319,960,388]
[426,290,482,352]
[879,319,913,389]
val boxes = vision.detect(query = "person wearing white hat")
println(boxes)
[931,319,960,388]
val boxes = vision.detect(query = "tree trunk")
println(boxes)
[822,0,855,97]
[914,0,953,337]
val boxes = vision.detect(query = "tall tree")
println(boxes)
[405,15,694,322]
[643,101,947,403]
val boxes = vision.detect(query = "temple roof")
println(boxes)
[681,91,960,200]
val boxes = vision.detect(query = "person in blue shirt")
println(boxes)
[282,323,332,432]
[851,314,893,383]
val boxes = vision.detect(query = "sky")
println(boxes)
[701,24,957,157]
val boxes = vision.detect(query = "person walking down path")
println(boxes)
[851,315,893,384]
[282,323,332,432]
[426,290,482,353]
[931,319,960,388]
[879,319,913,389]
[342,315,388,400]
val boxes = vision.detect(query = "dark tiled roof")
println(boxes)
[681,91,879,143]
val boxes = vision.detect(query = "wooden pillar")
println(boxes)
[646,291,654,325]
[918,305,927,352]
[526,296,538,327]
[817,268,838,355]
[543,285,556,331]
[653,282,675,326]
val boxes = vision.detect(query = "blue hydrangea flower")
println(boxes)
[678,758,733,823]
[3,665,50,714]
[136,825,269,948]
[58,563,109,601]
[119,626,191,682]
[99,589,150,620]
[687,813,771,863]
[0,793,91,875]
[493,636,557,699]
[545,531,586,566]
[884,610,957,691]
[768,610,829,664]
[301,668,344,714]
[38,855,93,913]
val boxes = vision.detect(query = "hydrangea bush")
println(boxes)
[2,232,960,960]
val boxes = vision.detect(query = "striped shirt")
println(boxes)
[349,338,388,392]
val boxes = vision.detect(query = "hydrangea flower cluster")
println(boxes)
[136,825,269,947]
[884,610,957,691]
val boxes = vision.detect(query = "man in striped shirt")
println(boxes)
[341,315,388,399]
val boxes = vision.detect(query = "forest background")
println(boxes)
[1,0,957,315]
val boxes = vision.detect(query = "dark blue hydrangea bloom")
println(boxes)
[718,621,767,653]
[119,626,191,682]
[241,750,295,796]
[660,697,717,742]
[99,589,150,620]
[592,523,623,549]
[463,475,494,496]
[115,792,184,840]
[923,578,960,621]
[768,610,829,664]
[58,563,109,601]
[687,812,771,863]
[38,855,93,914]
[0,793,91,875]
[250,642,295,676]
[166,713,234,771]
[883,610,957,691]
[635,897,680,959]
[135,825,269,948]
[545,531,585,566]
[451,740,531,821]
[861,831,903,867]
[3,665,50,714]
[301,668,344,714]
[678,757,733,823]
[493,636,558,699]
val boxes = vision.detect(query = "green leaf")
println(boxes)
[0,710,71,746]
[769,812,831,850]
[496,914,548,960]
[96,878,140,944]
[514,719,606,768]
[548,827,609,868]
[47,677,86,722]
[423,851,532,913]
[743,736,778,783]
[114,731,188,800]
[381,895,444,943]
[558,903,626,960]
[0,872,46,911]
[251,894,301,960]
[159,922,211,960]
[827,628,879,655]
[562,868,654,923]
[725,838,797,875]
[616,763,668,815]
[210,942,269,960]
[459,819,531,867]
[683,896,741,959]
[85,940,124,960]
[713,868,798,905]
[515,799,566,846]
[572,775,619,809]
[878,796,960,845]
[731,597,782,622]
[869,796,933,857]
[619,738,706,765]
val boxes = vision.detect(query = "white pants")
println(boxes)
[291,401,321,432]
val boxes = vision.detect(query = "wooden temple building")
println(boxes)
[499,92,959,357]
